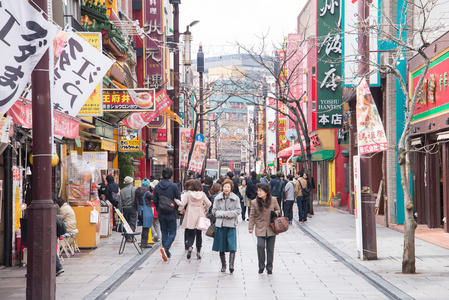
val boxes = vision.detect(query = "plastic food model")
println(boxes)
[134,92,153,108]
[127,113,146,129]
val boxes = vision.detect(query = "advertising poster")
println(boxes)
[353,155,363,260]
[77,32,103,116]
[180,128,193,167]
[103,88,156,112]
[356,78,388,154]
[188,140,206,173]
[118,125,141,152]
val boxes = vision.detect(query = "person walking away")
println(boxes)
[119,176,137,233]
[283,175,295,224]
[175,180,211,259]
[303,173,313,220]
[149,180,161,242]
[153,167,181,261]
[295,171,309,222]
[245,171,260,212]
[269,174,282,212]
[278,173,286,210]
[239,178,249,221]
[248,182,280,274]
[212,179,241,273]
[104,174,119,230]
[135,178,154,248]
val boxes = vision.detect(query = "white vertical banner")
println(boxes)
[0,0,60,114]
[353,155,363,260]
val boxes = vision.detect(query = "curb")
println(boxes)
[83,243,160,300]
[297,223,414,300]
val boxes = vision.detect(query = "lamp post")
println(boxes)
[183,20,200,68]
[197,45,204,135]
[171,0,181,182]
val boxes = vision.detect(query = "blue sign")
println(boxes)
[196,134,205,142]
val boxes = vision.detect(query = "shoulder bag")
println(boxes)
[270,211,289,234]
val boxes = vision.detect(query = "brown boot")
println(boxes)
[219,252,226,272]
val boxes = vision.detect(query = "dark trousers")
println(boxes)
[56,255,62,271]
[297,196,308,221]
[141,227,150,245]
[159,213,177,257]
[276,197,282,212]
[257,236,276,272]
[123,207,137,232]
[185,228,202,252]
[241,202,247,220]
[283,200,294,222]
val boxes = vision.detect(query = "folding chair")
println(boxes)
[119,232,142,254]
[59,235,72,258]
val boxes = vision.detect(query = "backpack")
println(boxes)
[159,195,176,214]
[111,192,120,207]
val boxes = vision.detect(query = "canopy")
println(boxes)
[277,142,315,159]
[292,150,335,162]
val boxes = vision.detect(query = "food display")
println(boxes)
[134,92,153,108]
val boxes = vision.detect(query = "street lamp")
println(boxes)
[183,20,200,67]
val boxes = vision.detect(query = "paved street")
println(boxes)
[2,204,449,299]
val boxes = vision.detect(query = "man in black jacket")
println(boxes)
[245,171,260,202]
[153,167,181,261]
[269,173,282,210]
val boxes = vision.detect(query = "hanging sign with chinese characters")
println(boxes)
[0,0,59,114]
[316,0,343,129]
[103,88,156,111]
[53,28,115,117]
[145,0,164,89]
[356,78,388,154]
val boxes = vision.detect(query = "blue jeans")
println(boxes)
[159,213,177,256]
[297,196,308,221]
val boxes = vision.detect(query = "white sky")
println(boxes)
[179,0,308,58]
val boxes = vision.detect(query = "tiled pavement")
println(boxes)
[1,204,449,299]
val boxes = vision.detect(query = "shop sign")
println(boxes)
[316,0,343,129]
[118,125,141,152]
[95,119,114,139]
[53,29,114,117]
[83,151,108,170]
[356,78,388,154]
[278,117,288,151]
[0,0,59,114]
[101,139,116,152]
[121,89,172,129]
[147,115,166,128]
[77,32,103,116]
[145,0,164,89]
[103,88,156,111]
[411,50,449,121]
[7,98,80,139]
[189,140,206,173]
[157,127,167,142]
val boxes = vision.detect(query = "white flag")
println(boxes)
[0,0,59,114]
[53,29,114,117]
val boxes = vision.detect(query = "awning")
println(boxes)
[160,109,183,125]
[292,150,335,162]
[437,132,449,141]
[278,142,315,159]
[268,161,275,167]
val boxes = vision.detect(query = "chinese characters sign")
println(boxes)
[0,0,59,114]
[103,88,156,111]
[356,78,387,154]
[118,125,141,152]
[145,0,163,89]
[316,0,343,129]
[53,30,114,117]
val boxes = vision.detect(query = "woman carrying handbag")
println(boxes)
[175,180,211,259]
[248,182,281,275]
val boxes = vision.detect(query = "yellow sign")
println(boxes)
[77,32,103,116]
[119,125,141,152]
[101,138,116,151]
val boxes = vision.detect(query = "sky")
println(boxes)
[179,0,308,58]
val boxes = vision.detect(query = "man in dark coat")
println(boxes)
[245,171,260,202]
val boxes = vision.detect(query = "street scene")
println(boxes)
[2,0,449,299]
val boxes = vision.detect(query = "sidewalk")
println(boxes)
[304,205,449,299]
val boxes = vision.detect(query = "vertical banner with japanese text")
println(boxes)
[353,155,363,259]
[356,78,388,154]
[180,128,193,167]
[316,0,343,129]
[0,0,59,114]
[278,101,288,152]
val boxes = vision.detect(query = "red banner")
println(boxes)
[7,98,80,139]
[122,89,172,130]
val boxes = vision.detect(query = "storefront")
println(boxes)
[409,31,449,232]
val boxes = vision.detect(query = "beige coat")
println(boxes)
[175,191,211,229]
[59,203,78,234]
[248,197,280,237]
[295,177,308,198]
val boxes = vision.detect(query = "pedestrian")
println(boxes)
[303,172,314,220]
[260,173,268,183]
[239,178,249,221]
[56,197,78,235]
[135,178,153,248]
[278,173,286,211]
[149,180,161,242]
[295,171,309,223]
[248,182,281,275]
[104,174,120,230]
[203,176,213,200]
[269,173,282,210]
[180,179,196,249]
[212,179,241,273]
[119,176,137,233]
[283,175,295,224]
[226,171,242,200]
[175,180,211,259]
[245,171,260,212]
[153,167,181,261]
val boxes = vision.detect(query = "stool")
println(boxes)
[119,232,142,255]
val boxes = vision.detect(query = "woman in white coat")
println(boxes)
[175,179,211,259]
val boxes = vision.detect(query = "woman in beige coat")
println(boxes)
[248,182,280,274]
[175,180,211,259]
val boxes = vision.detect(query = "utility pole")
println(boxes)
[171,0,180,182]
[358,0,377,260]
[28,0,56,298]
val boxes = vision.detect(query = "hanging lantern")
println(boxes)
[29,152,60,167]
